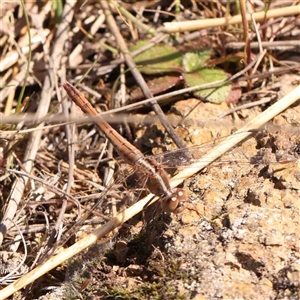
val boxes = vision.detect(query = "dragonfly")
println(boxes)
[62,82,188,215]
[61,82,300,241]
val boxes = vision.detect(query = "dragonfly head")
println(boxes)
[161,188,187,213]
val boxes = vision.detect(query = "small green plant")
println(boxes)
[131,41,240,104]
[52,0,64,26]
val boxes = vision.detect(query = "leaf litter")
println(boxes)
[0,1,300,299]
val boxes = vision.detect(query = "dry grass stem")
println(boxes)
[164,4,300,32]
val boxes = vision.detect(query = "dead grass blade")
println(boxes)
[163,4,300,33]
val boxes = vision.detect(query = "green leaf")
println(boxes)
[182,50,211,72]
[52,0,63,26]
[131,41,182,74]
[184,68,231,103]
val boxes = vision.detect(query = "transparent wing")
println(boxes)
[152,130,300,169]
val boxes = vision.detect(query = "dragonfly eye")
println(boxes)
[161,188,188,213]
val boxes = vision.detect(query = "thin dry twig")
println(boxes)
[163,4,300,33]
[226,40,300,50]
